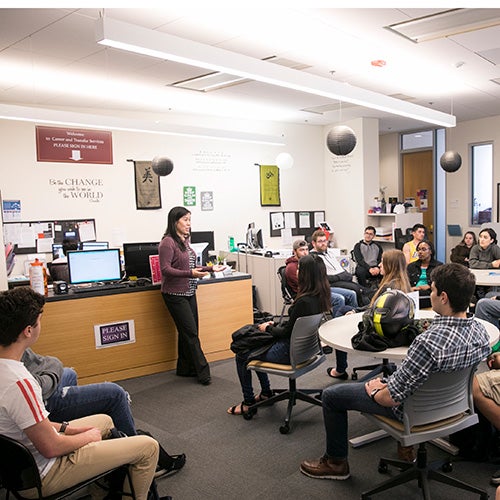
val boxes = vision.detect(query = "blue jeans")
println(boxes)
[475,294,500,329]
[236,340,290,403]
[322,381,395,459]
[45,368,137,436]
[331,287,358,308]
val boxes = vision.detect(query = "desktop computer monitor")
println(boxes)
[246,223,263,249]
[67,249,122,285]
[123,242,159,279]
[80,241,109,251]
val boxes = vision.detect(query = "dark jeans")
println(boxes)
[46,368,137,436]
[322,381,395,459]
[162,293,210,382]
[355,267,381,288]
[235,340,290,403]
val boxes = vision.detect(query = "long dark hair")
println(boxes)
[162,206,191,250]
[295,254,331,312]
[460,231,477,247]
[480,228,498,245]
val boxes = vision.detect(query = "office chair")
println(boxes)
[244,313,325,434]
[394,228,407,251]
[47,262,69,283]
[277,265,295,325]
[361,365,488,500]
[0,433,136,500]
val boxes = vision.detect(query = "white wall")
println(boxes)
[0,117,326,285]
[323,118,379,252]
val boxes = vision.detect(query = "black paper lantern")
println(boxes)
[151,156,174,176]
[326,126,357,156]
[440,151,462,173]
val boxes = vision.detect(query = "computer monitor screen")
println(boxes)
[52,243,64,260]
[67,249,122,285]
[246,223,264,249]
[80,241,109,251]
[190,231,215,252]
[123,242,159,279]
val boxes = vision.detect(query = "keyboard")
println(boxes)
[71,283,127,294]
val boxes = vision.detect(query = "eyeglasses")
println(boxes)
[418,247,431,252]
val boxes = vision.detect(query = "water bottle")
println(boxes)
[29,258,48,296]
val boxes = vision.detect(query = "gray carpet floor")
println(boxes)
[119,352,499,500]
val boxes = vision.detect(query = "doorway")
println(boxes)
[402,150,434,242]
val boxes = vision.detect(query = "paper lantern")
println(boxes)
[276,152,294,170]
[151,156,174,176]
[440,151,462,172]
[326,126,357,156]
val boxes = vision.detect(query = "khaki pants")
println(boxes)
[35,414,158,500]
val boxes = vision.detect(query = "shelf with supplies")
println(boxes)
[366,212,423,244]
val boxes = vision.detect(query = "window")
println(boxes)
[471,143,493,225]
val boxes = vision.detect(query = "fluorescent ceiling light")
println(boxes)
[0,104,285,146]
[172,71,248,92]
[96,17,456,128]
[387,8,500,43]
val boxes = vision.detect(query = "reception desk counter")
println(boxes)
[35,273,252,384]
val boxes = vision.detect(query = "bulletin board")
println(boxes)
[3,218,96,255]
[269,210,325,237]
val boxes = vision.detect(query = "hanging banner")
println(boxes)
[134,161,161,210]
[259,165,281,206]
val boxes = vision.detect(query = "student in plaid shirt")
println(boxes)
[301,263,490,481]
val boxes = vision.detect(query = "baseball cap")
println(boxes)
[293,240,308,251]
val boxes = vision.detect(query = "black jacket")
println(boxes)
[407,258,443,288]
[353,240,383,271]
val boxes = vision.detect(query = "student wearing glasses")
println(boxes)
[352,226,383,287]
[407,240,443,308]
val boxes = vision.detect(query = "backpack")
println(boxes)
[230,324,275,355]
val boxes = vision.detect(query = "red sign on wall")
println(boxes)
[36,126,113,164]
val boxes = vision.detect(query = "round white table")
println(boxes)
[470,269,500,287]
[319,310,499,360]
[319,310,499,449]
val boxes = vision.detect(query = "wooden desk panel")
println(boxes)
[36,278,252,384]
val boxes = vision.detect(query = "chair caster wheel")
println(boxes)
[378,462,388,474]
[441,462,452,473]
[279,424,290,434]
[351,372,358,380]
[243,408,256,420]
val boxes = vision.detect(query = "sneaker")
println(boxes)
[397,443,416,462]
[155,454,186,478]
[300,456,350,480]
[491,469,500,485]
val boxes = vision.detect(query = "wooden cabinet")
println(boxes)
[36,276,253,384]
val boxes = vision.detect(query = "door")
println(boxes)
[402,150,434,242]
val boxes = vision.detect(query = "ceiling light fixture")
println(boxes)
[387,8,500,43]
[96,17,456,128]
[0,104,285,146]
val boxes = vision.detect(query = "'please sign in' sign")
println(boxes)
[36,126,113,164]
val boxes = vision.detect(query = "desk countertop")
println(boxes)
[319,310,499,361]
[470,269,500,286]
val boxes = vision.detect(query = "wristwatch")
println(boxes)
[370,388,381,402]
[59,421,69,434]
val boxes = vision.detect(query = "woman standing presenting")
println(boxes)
[159,206,224,386]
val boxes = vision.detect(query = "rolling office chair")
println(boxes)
[244,313,325,434]
[0,434,136,500]
[361,365,488,500]
[277,265,295,325]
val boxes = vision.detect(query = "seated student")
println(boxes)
[469,228,500,270]
[476,294,500,330]
[473,352,500,484]
[0,287,160,500]
[352,226,383,287]
[327,249,411,381]
[402,223,426,264]
[310,230,371,306]
[285,239,357,316]
[450,231,477,267]
[407,240,443,308]
[227,254,331,416]
[22,347,186,478]
[300,263,490,481]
